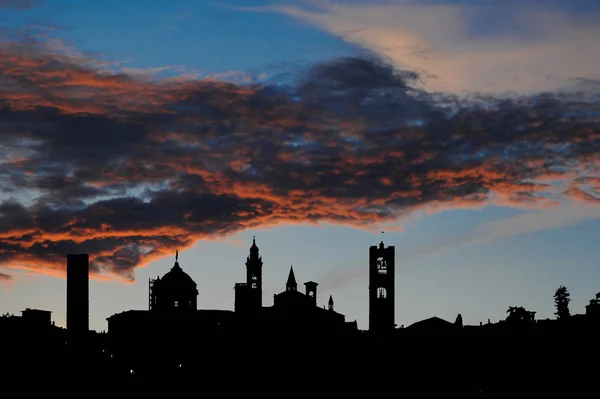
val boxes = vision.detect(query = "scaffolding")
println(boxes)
[149,278,156,310]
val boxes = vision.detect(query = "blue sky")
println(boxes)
[0,0,599,332]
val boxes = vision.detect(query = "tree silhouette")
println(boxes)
[506,306,536,325]
[554,285,571,319]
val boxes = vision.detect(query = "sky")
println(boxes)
[0,0,599,332]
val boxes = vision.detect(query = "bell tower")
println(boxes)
[369,240,395,334]
[246,236,263,310]
[304,281,318,306]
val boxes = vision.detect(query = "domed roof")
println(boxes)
[158,251,196,289]
[161,262,196,287]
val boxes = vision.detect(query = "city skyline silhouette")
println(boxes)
[1,0,600,333]
[4,236,600,335]
[1,1,600,394]
[3,236,600,395]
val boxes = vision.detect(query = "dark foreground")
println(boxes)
[3,334,598,397]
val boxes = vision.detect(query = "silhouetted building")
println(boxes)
[1,307,70,380]
[231,246,357,338]
[11,236,600,397]
[107,240,358,370]
[149,251,198,312]
[108,251,235,365]
[261,266,353,337]
[403,316,461,336]
[369,240,395,334]
[66,253,89,343]
[21,308,52,328]
[1,308,54,330]
[585,292,600,317]
[304,281,318,305]
[234,237,262,313]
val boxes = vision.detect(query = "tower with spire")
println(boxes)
[246,236,263,310]
[234,237,263,314]
[231,235,357,335]
[369,238,395,334]
[271,264,349,335]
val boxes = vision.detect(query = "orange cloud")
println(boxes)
[0,34,598,281]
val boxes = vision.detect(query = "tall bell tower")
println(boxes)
[369,240,395,334]
[246,236,263,310]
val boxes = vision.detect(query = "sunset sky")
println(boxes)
[1,0,599,332]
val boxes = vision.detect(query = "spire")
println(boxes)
[286,266,297,291]
[250,236,259,255]
[328,294,334,311]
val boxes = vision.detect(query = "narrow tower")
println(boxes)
[369,240,395,334]
[304,281,318,306]
[245,236,263,310]
[328,294,334,311]
[66,253,89,344]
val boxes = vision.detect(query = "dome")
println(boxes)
[160,262,197,289]
[150,251,198,312]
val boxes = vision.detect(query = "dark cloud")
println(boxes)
[0,272,11,281]
[0,38,598,280]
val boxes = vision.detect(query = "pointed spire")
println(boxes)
[250,235,259,255]
[286,265,297,291]
[328,294,334,311]
[175,250,179,262]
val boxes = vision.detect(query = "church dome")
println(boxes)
[150,250,198,312]
[160,261,197,289]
